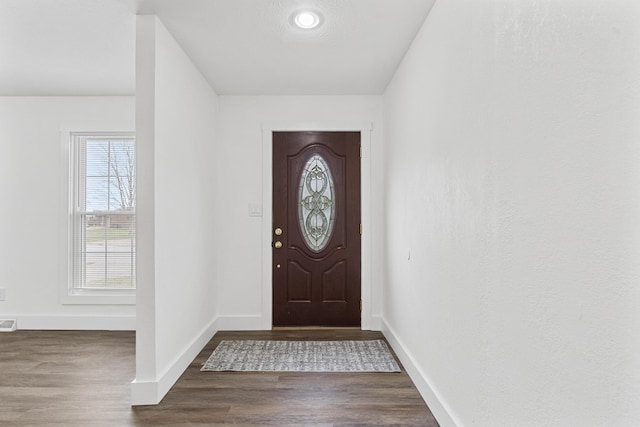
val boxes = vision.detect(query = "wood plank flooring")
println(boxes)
[0,329,439,426]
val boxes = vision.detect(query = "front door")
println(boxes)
[272,131,361,327]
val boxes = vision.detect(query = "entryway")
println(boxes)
[272,131,361,327]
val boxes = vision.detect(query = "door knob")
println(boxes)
[274,227,283,236]
[274,241,283,249]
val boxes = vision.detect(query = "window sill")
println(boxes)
[61,291,136,305]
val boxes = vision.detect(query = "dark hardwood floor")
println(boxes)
[0,329,439,426]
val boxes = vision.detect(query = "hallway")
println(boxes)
[2,1,639,424]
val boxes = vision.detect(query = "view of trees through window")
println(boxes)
[74,135,136,290]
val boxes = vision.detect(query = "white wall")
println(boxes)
[132,16,219,405]
[383,0,640,426]
[215,96,384,329]
[0,96,135,329]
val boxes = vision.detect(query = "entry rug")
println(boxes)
[200,339,401,372]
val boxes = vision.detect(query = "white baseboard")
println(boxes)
[10,314,135,330]
[380,318,460,427]
[131,317,218,406]
[130,379,159,406]
[215,314,266,330]
[130,314,266,405]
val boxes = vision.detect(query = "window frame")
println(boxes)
[60,130,136,305]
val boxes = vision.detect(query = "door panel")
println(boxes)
[322,260,347,302]
[287,261,312,301]
[273,131,361,326]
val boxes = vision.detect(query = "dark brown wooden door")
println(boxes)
[273,131,361,327]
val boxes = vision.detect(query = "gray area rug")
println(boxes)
[201,339,401,372]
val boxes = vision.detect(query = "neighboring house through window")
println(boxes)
[69,133,136,298]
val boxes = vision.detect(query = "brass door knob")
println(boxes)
[274,227,283,236]
[274,241,283,249]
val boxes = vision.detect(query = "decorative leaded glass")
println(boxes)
[298,155,335,252]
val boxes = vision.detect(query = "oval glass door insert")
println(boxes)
[298,155,335,252]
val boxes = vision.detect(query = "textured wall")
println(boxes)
[383,0,640,425]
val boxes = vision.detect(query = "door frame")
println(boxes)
[261,122,373,330]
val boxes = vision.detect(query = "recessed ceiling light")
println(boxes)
[293,10,321,29]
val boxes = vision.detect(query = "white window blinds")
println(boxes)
[72,134,136,291]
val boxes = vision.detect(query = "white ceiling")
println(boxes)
[0,0,435,96]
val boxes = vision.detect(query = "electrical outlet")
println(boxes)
[0,288,5,301]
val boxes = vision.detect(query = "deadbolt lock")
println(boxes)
[274,227,283,236]
[274,241,283,249]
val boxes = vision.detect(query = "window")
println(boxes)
[70,133,136,296]
[298,154,335,252]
